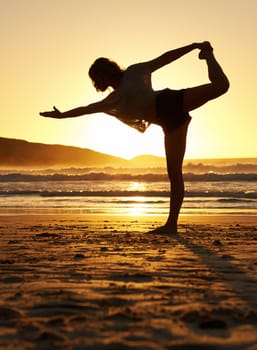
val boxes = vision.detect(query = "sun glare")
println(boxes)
[128,182,146,192]
[127,197,149,217]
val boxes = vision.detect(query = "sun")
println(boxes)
[75,115,165,159]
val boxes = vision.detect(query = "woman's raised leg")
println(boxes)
[183,43,229,112]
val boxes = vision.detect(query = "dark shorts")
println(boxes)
[156,88,191,133]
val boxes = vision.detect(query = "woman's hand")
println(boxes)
[195,41,212,51]
[40,106,63,118]
[197,41,213,60]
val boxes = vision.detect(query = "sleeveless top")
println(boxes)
[101,63,154,132]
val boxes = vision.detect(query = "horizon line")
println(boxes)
[1,136,257,161]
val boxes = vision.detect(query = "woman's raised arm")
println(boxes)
[144,42,205,72]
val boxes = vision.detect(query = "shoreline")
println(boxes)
[1,212,257,225]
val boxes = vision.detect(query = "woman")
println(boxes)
[40,41,229,234]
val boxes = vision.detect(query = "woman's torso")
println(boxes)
[105,63,159,123]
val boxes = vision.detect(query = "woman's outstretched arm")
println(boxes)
[40,96,112,119]
[40,103,98,119]
[145,42,205,72]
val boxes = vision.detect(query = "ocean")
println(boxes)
[0,160,256,216]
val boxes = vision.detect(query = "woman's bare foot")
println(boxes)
[199,41,213,60]
[148,224,178,235]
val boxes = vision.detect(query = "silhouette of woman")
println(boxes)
[40,41,229,234]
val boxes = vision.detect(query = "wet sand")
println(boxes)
[0,214,257,349]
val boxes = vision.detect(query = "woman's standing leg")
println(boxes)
[149,120,190,235]
[164,120,190,233]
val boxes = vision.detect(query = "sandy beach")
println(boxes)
[0,214,257,349]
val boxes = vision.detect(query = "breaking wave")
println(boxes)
[0,189,256,199]
[0,172,256,182]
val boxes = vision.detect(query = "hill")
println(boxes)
[128,154,166,168]
[0,137,128,167]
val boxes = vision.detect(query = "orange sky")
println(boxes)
[1,0,257,159]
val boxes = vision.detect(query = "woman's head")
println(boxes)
[88,57,123,91]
